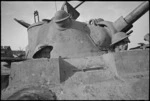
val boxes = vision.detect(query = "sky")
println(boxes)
[1,1,149,50]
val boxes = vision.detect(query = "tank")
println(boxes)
[1,1,149,100]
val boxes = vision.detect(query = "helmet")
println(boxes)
[110,32,130,46]
[144,33,149,42]
[54,10,70,23]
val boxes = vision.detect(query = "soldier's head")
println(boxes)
[110,32,130,52]
[144,33,149,42]
[33,44,53,59]
[54,10,72,28]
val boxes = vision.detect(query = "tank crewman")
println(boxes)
[53,10,72,29]
[144,33,149,42]
[142,33,149,49]
[32,44,53,59]
[109,32,130,52]
[137,33,149,50]
[54,10,70,23]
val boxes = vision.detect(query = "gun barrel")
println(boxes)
[14,18,30,28]
[1,57,27,62]
[113,1,149,32]
[74,1,85,9]
[125,1,149,24]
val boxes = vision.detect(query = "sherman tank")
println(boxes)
[1,1,149,100]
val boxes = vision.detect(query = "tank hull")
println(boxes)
[1,49,149,100]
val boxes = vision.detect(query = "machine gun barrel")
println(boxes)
[74,1,85,9]
[14,18,30,28]
[125,1,149,25]
[1,57,27,62]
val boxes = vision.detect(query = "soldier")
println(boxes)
[109,32,130,52]
[144,33,149,42]
[33,44,53,59]
[142,33,149,49]
[137,33,149,50]
[54,10,72,29]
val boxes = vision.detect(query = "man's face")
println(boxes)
[114,38,130,52]
[33,47,52,59]
[40,47,52,58]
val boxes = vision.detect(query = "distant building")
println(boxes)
[1,46,26,58]
[12,50,26,58]
[1,46,13,58]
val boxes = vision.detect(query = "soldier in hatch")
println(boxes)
[109,32,130,52]
[142,33,149,49]
[144,33,149,43]
[54,10,72,29]
[32,44,53,59]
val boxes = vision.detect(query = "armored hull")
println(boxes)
[1,49,149,100]
[1,1,149,100]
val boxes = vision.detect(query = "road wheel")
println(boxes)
[7,86,57,100]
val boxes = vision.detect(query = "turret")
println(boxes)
[89,1,149,50]
[23,1,149,58]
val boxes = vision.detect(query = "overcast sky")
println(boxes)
[1,1,149,50]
